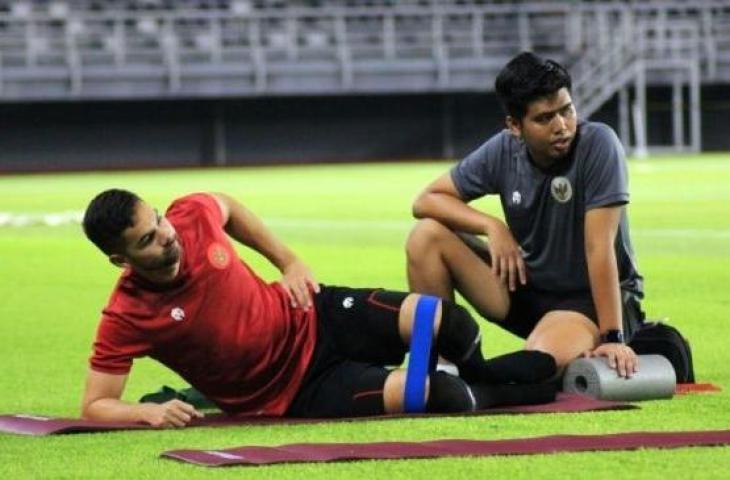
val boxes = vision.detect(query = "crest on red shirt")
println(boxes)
[207,242,231,269]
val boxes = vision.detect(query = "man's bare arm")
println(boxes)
[584,206,638,377]
[81,369,202,427]
[412,173,497,234]
[209,192,319,308]
[412,173,526,289]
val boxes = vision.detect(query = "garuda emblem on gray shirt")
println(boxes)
[550,177,573,203]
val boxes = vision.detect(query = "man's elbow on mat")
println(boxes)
[80,369,129,420]
[80,397,120,421]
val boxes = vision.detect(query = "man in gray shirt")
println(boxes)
[406,52,644,378]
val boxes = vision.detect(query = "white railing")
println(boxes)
[0,1,725,101]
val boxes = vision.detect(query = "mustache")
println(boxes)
[163,242,180,262]
[147,242,181,271]
[164,234,180,248]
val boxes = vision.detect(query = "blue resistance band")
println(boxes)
[403,295,439,413]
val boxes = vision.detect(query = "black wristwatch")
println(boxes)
[600,329,625,344]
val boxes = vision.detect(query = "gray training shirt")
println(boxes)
[450,121,643,296]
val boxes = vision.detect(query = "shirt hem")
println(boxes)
[586,193,629,210]
[89,364,131,376]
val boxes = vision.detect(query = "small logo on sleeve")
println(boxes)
[550,177,573,203]
[171,307,186,321]
[511,190,522,205]
[342,297,354,309]
[207,242,231,269]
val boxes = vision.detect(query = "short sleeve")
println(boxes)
[582,124,630,210]
[166,193,224,226]
[450,133,505,201]
[89,313,150,375]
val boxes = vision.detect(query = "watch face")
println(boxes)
[602,330,625,344]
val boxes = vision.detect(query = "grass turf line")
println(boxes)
[0,155,729,479]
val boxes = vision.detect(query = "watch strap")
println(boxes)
[600,329,625,344]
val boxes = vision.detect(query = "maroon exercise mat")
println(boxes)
[675,383,722,395]
[162,429,730,467]
[0,393,634,436]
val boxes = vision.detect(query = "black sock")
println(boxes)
[470,382,558,409]
[436,302,489,384]
[480,350,557,384]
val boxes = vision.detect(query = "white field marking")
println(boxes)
[633,163,658,174]
[2,212,730,239]
[631,229,730,239]
[264,218,411,231]
[0,211,83,228]
[233,220,730,239]
[0,213,414,230]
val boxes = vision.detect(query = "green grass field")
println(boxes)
[1,155,729,479]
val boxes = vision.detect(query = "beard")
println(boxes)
[161,242,181,267]
[142,241,181,271]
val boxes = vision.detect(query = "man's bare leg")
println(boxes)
[526,311,599,370]
[405,219,509,321]
[407,220,594,370]
[379,293,558,413]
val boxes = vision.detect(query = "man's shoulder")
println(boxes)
[166,193,224,233]
[167,193,217,216]
[465,129,516,163]
[577,121,620,146]
[486,128,516,153]
[575,121,625,168]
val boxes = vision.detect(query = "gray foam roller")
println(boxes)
[562,354,676,401]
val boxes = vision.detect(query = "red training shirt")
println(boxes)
[89,193,317,416]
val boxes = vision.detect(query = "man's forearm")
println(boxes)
[413,192,503,235]
[584,206,624,336]
[586,247,622,335]
[220,195,299,271]
[82,397,149,423]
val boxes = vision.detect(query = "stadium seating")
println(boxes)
[0,0,727,107]
[0,0,726,154]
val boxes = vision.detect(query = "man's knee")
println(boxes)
[426,371,476,413]
[382,369,407,413]
[383,369,476,414]
[406,218,450,258]
[397,293,443,344]
[437,301,480,363]
[525,313,599,369]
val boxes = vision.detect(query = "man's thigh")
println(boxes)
[449,232,510,320]
[287,360,390,418]
[315,286,409,365]
[490,286,598,339]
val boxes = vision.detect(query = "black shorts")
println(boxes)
[491,285,644,341]
[456,233,645,341]
[286,286,410,418]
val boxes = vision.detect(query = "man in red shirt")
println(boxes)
[81,190,555,427]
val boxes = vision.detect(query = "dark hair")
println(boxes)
[495,52,572,120]
[83,189,140,255]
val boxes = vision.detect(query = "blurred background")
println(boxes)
[0,0,728,173]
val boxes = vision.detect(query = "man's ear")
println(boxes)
[109,254,128,269]
[506,116,522,139]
